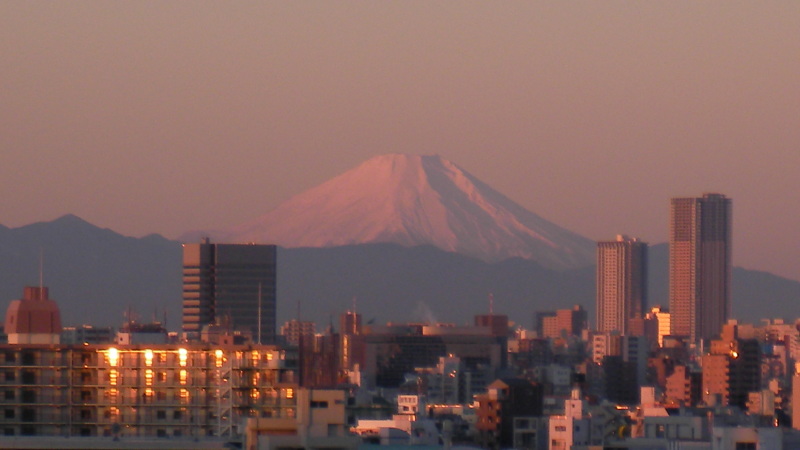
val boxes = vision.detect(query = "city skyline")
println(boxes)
[1,3,799,281]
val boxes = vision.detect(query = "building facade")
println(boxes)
[535,306,587,340]
[182,240,277,344]
[669,193,732,342]
[596,235,648,335]
[0,343,297,438]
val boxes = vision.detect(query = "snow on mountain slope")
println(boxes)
[202,154,595,270]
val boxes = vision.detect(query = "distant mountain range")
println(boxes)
[0,215,182,328]
[182,154,595,270]
[0,215,798,331]
[1,154,798,329]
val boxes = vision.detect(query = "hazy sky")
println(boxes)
[1,2,799,280]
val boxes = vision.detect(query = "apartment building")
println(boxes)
[0,343,297,438]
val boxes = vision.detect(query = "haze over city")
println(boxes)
[1,2,799,280]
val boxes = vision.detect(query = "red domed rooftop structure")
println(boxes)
[4,286,62,344]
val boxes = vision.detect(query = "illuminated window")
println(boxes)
[109,369,118,386]
[285,388,294,399]
[107,348,119,367]
[251,351,259,365]
[144,349,154,367]
[215,350,224,368]
[250,389,259,400]
[180,389,189,404]
[145,369,154,386]
[266,352,273,361]
[178,349,188,367]
[179,370,187,386]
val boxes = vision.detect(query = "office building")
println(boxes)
[363,323,504,389]
[340,310,365,373]
[534,305,587,339]
[596,235,648,335]
[182,240,277,344]
[669,193,732,342]
[644,306,671,348]
[280,320,316,346]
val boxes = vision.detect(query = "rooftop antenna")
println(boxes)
[489,293,494,315]
[297,298,302,322]
[39,247,44,290]
[257,282,262,345]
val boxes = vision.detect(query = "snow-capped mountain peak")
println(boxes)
[198,154,594,270]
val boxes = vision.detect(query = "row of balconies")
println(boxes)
[0,403,294,424]
[0,394,297,409]
[0,372,290,388]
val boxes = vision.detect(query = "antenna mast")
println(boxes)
[39,247,44,290]
[257,282,262,345]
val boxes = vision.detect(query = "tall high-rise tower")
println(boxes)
[182,240,277,344]
[596,235,648,334]
[669,193,731,342]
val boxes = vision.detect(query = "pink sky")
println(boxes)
[1,2,799,280]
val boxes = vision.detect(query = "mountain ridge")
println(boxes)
[0,216,798,329]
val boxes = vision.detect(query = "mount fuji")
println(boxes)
[190,154,595,270]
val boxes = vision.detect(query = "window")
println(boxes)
[157,410,166,420]
[4,371,14,382]
[4,409,13,419]
[21,409,35,422]
[21,390,35,403]
[21,371,35,385]
[21,352,35,366]
[311,401,329,409]
[555,425,567,432]
[4,391,13,400]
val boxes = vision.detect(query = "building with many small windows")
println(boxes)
[596,235,647,335]
[182,240,277,345]
[0,343,297,439]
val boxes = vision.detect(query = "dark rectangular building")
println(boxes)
[182,240,277,344]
